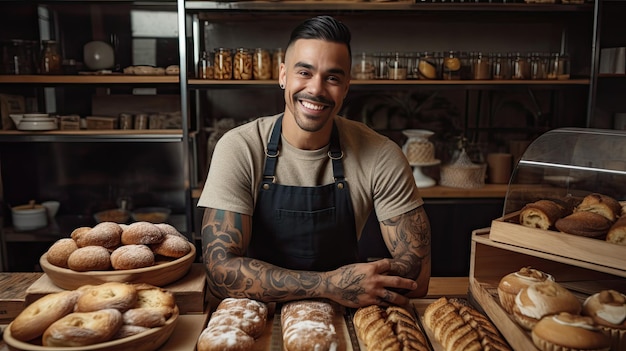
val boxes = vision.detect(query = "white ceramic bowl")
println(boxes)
[83,41,115,70]
[12,204,48,231]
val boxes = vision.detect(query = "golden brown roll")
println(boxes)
[607,216,626,246]
[512,280,581,331]
[531,312,611,351]
[196,325,255,351]
[70,226,91,241]
[75,282,138,312]
[42,308,123,347]
[583,289,626,351]
[519,200,568,230]
[46,238,79,268]
[575,193,622,222]
[281,299,338,351]
[497,266,554,314]
[10,290,80,342]
[122,307,171,328]
[75,221,123,249]
[110,244,155,270]
[121,221,166,245]
[133,283,176,311]
[155,223,187,238]
[67,245,112,271]
[150,234,191,258]
[555,211,613,238]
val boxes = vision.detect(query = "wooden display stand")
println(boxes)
[469,227,626,350]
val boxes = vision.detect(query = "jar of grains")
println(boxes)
[253,48,272,80]
[442,50,462,80]
[213,48,232,80]
[352,52,376,80]
[233,48,252,80]
[272,48,284,80]
[471,52,491,80]
[418,51,439,80]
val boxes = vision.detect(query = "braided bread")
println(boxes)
[424,297,511,351]
[353,305,429,351]
[281,299,338,351]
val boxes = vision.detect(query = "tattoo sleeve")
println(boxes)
[380,206,431,280]
[201,207,328,302]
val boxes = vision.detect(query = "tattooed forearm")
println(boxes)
[201,208,326,302]
[381,206,431,279]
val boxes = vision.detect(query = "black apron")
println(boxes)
[247,116,359,271]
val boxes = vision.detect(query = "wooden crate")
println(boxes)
[490,211,626,277]
[469,228,626,351]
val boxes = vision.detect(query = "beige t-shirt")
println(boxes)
[198,114,423,237]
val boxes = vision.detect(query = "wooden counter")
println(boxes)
[0,275,469,351]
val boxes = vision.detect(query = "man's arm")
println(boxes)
[379,205,432,297]
[202,207,419,307]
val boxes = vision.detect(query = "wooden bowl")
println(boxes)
[40,242,195,290]
[3,306,179,351]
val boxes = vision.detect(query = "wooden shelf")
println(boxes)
[0,130,184,142]
[0,75,179,84]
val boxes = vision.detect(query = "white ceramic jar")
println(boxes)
[12,204,47,231]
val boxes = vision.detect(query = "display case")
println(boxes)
[468,127,626,350]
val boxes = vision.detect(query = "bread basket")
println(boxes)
[40,242,195,290]
[3,306,179,351]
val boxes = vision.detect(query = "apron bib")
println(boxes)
[248,116,359,271]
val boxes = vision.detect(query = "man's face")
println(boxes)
[280,39,351,133]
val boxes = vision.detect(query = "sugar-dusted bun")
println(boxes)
[76,282,138,312]
[281,299,338,351]
[110,244,154,270]
[555,211,613,238]
[512,280,581,331]
[155,223,186,238]
[498,266,554,314]
[583,290,626,351]
[607,216,626,246]
[196,325,255,351]
[70,226,91,241]
[151,234,191,258]
[575,193,622,222]
[519,200,568,230]
[67,245,111,271]
[46,238,79,268]
[42,308,123,347]
[75,221,122,249]
[121,221,166,245]
[10,290,80,342]
[531,312,611,351]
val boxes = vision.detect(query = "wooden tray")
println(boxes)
[39,242,196,290]
[490,211,626,276]
[3,306,179,351]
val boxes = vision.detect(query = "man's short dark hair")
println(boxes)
[287,15,352,61]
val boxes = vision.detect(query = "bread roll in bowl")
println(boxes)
[67,245,112,271]
[76,222,122,249]
[151,234,191,258]
[46,238,78,268]
[42,308,124,347]
[110,244,154,270]
[76,282,138,312]
[121,221,165,245]
[10,290,80,342]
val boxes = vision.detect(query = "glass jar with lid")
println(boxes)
[546,52,570,80]
[253,48,272,80]
[511,52,530,80]
[373,52,389,79]
[233,48,252,80]
[272,48,284,80]
[388,52,407,80]
[213,47,232,80]
[492,52,511,80]
[198,50,214,79]
[40,40,62,74]
[418,51,439,80]
[352,52,376,80]
[442,50,462,80]
[530,52,548,80]
[471,52,491,80]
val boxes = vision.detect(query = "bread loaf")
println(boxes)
[196,297,268,351]
[607,216,626,245]
[575,193,622,222]
[353,304,429,351]
[42,308,123,347]
[10,290,80,341]
[424,297,511,351]
[75,282,138,312]
[281,299,338,351]
[555,211,613,238]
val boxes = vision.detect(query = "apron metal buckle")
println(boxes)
[265,149,280,158]
[328,150,343,160]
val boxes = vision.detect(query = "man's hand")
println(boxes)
[324,259,418,308]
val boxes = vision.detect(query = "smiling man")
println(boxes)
[198,15,431,308]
